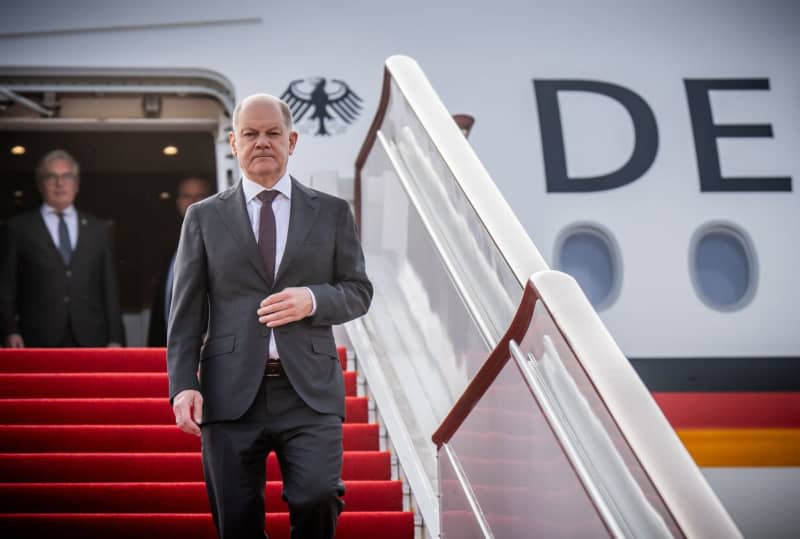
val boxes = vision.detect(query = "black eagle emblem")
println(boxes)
[281,77,363,136]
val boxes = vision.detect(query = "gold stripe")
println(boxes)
[677,429,800,467]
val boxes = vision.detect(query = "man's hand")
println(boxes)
[257,287,313,327]
[172,389,203,436]
[5,334,24,348]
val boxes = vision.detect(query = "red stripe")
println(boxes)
[653,392,800,428]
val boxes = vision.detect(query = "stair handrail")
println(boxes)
[434,271,742,538]
[351,55,551,538]
[353,54,739,538]
[431,280,537,447]
[355,55,549,288]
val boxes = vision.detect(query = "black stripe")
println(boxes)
[629,356,800,391]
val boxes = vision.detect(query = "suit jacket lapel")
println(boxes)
[215,180,271,285]
[69,213,91,268]
[275,178,319,284]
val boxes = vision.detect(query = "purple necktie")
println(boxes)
[257,190,280,287]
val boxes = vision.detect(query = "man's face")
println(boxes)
[176,178,210,218]
[229,99,297,187]
[37,158,79,211]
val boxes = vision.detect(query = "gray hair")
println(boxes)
[36,149,80,183]
[231,94,294,133]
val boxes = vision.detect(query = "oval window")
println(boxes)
[555,225,621,310]
[691,223,757,311]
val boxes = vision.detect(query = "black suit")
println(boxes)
[148,250,208,348]
[146,250,173,347]
[0,209,125,347]
[167,178,372,538]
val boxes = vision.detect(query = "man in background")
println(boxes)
[0,149,124,347]
[147,175,212,346]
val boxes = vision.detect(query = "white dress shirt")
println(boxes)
[241,173,315,359]
[40,204,79,252]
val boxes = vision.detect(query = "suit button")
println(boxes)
[65,270,72,278]
[262,327,269,337]
[63,296,70,303]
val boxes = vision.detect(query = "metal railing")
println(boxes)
[350,55,740,538]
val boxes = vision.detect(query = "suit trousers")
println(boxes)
[201,374,345,539]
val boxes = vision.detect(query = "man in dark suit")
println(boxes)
[0,149,124,348]
[147,175,212,347]
[167,94,372,539]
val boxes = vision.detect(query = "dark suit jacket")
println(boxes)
[147,250,172,347]
[167,179,372,422]
[0,209,125,347]
[148,249,208,347]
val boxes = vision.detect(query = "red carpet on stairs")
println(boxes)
[0,347,414,539]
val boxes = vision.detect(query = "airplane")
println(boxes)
[0,1,797,537]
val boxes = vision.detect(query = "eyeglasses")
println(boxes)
[42,172,78,183]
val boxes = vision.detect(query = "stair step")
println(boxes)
[0,372,357,398]
[0,481,403,512]
[0,424,379,452]
[0,512,415,539]
[0,451,391,482]
[0,397,368,424]
[0,347,412,538]
[0,347,349,372]
[0,348,167,372]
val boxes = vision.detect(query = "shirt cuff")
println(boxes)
[304,287,317,316]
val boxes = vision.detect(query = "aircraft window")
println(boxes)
[691,223,757,311]
[554,224,621,311]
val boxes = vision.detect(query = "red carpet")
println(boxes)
[0,371,357,398]
[0,347,413,539]
[0,396,369,424]
[0,452,391,482]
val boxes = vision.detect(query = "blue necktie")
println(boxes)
[57,213,72,265]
